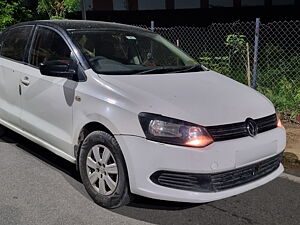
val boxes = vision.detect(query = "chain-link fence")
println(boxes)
[138,20,300,118]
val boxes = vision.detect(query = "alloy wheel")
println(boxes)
[86,144,119,195]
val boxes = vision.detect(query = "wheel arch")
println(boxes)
[74,122,130,184]
[75,121,113,168]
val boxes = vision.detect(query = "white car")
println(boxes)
[0,20,286,208]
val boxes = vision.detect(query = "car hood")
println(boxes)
[99,71,275,126]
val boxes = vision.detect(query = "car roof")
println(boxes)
[9,20,151,33]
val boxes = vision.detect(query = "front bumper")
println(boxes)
[150,152,282,193]
[115,127,286,203]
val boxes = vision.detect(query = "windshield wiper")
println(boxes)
[136,67,177,75]
[136,65,204,75]
[173,65,204,73]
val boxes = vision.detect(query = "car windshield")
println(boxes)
[70,30,202,75]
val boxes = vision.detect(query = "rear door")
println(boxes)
[0,26,34,127]
[20,26,76,156]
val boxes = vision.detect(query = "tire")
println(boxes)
[78,131,131,208]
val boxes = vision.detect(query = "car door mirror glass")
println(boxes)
[39,60,76,79]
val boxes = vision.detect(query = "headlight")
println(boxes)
[138,113,214,148]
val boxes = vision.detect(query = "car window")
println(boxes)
[0,26,33,62]
[29,27,71,67]
[71,30,199,75]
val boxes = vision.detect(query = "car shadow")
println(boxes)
[0,129,200,224]
[124,195,199,211]
[0,129,79,178]
[0,129,89,200]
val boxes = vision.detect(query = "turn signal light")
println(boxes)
[277,116,283,128]
[185,135,214,148]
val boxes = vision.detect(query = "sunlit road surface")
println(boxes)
[0,130,299,225]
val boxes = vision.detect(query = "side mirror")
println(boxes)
[40,60,76,79]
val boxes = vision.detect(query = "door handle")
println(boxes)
[21,77,30,86]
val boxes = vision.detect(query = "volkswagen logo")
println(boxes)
[245,118,258,137]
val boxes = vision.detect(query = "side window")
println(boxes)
[1,26,33,62]
[30,27,71,67]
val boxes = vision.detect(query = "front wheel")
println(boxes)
[78,131,131,208]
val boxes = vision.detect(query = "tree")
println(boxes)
[0,0,32,31]
[37,0,80,19]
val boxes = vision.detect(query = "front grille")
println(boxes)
[207,114,277,141]
[150,153,282,192]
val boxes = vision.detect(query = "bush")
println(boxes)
[199,55,230,74]
[199,55,248,85]
[258,77,300,119]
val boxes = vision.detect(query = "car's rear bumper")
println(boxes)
[116,127,286,203]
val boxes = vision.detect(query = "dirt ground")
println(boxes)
[283,122,300,175]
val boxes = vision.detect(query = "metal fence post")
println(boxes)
[151,21,155,32]
[252,18,260,89]
[81,0,87,20]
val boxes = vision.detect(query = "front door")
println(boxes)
[20,26,76,157]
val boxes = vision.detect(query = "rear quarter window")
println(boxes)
[0,26,33,62]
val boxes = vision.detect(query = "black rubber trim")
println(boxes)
[150,152,283,192]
